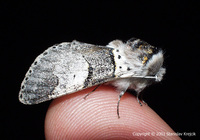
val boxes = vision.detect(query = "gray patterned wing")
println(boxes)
[19,41,116,104]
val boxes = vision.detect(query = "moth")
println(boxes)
[19,38,166,118]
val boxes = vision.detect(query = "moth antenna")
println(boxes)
[144,76,157,79]
[131,75,157,80]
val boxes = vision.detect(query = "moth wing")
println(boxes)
[19,41,115,104]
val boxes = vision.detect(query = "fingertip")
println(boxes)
[45,85,180,139]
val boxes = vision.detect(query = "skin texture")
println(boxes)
[45,85,180,140]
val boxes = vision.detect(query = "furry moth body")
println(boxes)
[19,38,166,118]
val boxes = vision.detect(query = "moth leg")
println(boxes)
[84,84,101,99]
[136,92,143,106]
[141,94,148,105]
[142,100,147,105]
[117,87,129,119]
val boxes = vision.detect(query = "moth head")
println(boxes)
[127,38,159,64]
[126,38,166,82]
